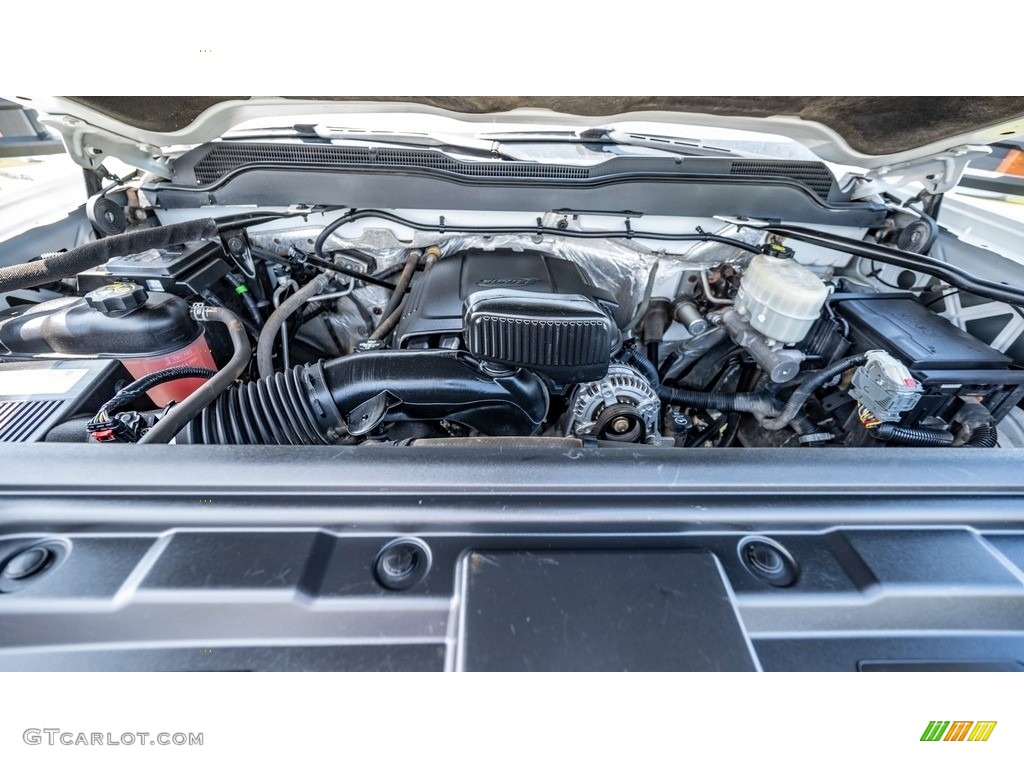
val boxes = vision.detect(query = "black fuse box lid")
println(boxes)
[835,297,1013,371]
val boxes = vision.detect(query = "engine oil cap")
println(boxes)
[85,281,149,317]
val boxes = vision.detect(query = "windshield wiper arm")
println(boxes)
[308,125,519,160]
[578,128,747,158]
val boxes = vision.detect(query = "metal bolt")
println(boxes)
[611,417,631,434]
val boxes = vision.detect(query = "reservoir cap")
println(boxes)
[85,282,149,317]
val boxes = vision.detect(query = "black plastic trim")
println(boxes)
[144,169,885,228]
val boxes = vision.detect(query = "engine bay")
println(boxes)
[1,197,1022,451]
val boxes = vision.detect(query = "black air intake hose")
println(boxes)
[870,423,956,446]
[183,349,549,445]
[0,218,219,293]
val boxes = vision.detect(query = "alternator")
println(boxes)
[567,363,661,443]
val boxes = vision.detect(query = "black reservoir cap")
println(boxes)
[85,282,148,317]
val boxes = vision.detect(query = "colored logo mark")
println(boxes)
[921,721,997,742]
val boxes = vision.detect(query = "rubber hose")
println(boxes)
[200,289,260,338]
[871,423,955,446]
[377,252,419,325]
[0,218,218,293]
[256,273,330,378]
[790,413,821,437]
[369,304,405,342]
[953,401,998,447]
[224,274,264,329]
[760,353,867,431]
[137,305,251,444]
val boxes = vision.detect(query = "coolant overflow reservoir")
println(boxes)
[734,252,829,343]
[0,284,217,407]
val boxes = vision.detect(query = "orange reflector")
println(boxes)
[995,148,1024,177]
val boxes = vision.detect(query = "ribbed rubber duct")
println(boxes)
[183,349,549,444]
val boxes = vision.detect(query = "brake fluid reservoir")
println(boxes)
[734,250,829,343]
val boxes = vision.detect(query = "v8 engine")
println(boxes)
[0,211,1021,449]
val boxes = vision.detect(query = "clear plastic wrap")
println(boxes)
[247,221,766,350]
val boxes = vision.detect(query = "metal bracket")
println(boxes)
[843,145,990,200]
[346,391,395,436]
[38,115,173,179]
[221,230,257,278]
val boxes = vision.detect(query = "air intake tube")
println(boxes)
[182,349,549,444]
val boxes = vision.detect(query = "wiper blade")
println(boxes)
[308,125,519,160]
[580,128,746,158]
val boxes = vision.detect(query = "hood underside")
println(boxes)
[17,96,1024,175]
[64,96,1024,154]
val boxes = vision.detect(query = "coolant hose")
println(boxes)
[137,305,251,444]
[256,273,330,378]
[200,289,260,338]
[760,353,868,431]
[870,423,955,446]
[0,218,218,293]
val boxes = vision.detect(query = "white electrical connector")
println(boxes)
[850,350,923,422]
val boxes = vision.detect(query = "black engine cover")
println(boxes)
[393,249,618,348]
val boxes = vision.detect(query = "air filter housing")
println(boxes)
[463,289,615,384]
